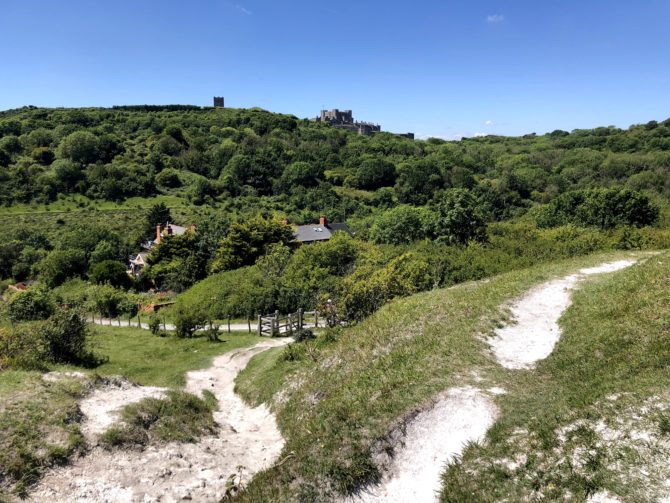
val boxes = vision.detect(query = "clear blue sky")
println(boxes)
[1,0,669,138]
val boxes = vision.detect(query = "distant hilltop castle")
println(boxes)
[315,109,413,140]
[213,96,224,108]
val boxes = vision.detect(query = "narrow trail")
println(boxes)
[488,259,636,369]
[30,338,291,503]
[351,387,499,503]
[352,259,638,503]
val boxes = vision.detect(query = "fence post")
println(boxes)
[315,310,319,328]
[274,310,279,337]
[228,318,231,333]
[138,314,141,329]
[247,317,251,333]
[257,315,262,337]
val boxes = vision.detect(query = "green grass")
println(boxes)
[0,193,189,215]
[235,346,298,407]
[237,250,655,501]
[440,250,670,502]
[99,390,217,449]
[90,326,264,387]
[0,371,87,497]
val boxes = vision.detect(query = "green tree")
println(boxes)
[435,189,488,245]
[57,131,99,165]
[369,205,435,245]
[38,249,86,288]
[537,188,660,229]
[7,288,54,322]
[211,216,295,272]
[144,203,172,239]
[351,158,396,190]
[395,159,444,204]
[89,240,122,266]
[279,161,322,189]
[89,260,131,289]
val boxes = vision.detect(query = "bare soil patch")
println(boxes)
[29,339,291,502]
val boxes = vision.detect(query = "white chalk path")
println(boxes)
[489,259,636,369]
[30,338,291,503]
[351,259,638,503]
[351,387,498,503]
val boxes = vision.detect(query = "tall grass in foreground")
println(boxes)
[440,252,670,501]
[237,251,655,501]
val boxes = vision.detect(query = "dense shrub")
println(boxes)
[7,288,54,322]
[40,310,90,364]
[435,189,488,245]
[173,305,206,338]
[89,260,131,288]
[38,249,86,288]
[339,269,390,322]
[537,188,660,229]
[369,205,435,245]
[0,325,45,370]
[148,315,161,336]
[210,216,295,273]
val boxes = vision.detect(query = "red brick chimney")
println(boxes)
[156,224,162,244]
[319,215,327,227]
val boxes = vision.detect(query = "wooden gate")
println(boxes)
[257,309,305,337]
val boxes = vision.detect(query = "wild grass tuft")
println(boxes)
[0,371,87,497]
[99,390,217,449]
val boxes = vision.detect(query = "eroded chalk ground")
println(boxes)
[30,339,291,503]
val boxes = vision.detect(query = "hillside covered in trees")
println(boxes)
[1,105,669,211]
[0,105,668,327]
[1,105,670,500]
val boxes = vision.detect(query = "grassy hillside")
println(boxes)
[441,250,670,502]
[235,250,662,501]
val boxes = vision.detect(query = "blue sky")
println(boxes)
[1,0,669,138]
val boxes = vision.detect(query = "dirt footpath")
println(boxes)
[350,259,638,503]
[30,339,291,503]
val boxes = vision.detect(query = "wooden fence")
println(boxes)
[257,308,322,337]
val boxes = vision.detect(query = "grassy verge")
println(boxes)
[238,250,652,501]
[235,346,299,407]
[440,251,670,502]
[99,390,217,449]
[0,371,88,497]
[89,326,263,387]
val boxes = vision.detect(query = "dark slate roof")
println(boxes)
[294,225,332,243]
[294,222,353,243]
[327,222,354,236]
